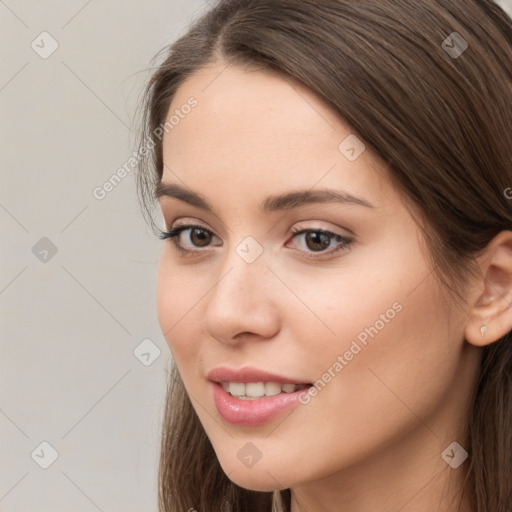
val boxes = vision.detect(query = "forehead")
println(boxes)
[166,62,338,146]
[161,62,392,208]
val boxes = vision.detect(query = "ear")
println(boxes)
[465,230,512,347]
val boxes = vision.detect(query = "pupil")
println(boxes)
[306,232,330,251]
[191,228,211,247]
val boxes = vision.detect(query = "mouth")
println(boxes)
[210,380,314,426]
[216,381,312,400]
[207,366,314,425]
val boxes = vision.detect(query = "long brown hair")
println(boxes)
[135,1,512,510]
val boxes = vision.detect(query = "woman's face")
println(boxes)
[156,62,478,494]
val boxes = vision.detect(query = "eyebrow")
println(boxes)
[154,182,375,213]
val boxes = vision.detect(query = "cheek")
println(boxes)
[156,253,204,358]
[285,239,459,414]
[304,262,459,438]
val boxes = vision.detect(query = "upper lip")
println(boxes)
[207,366,312,385]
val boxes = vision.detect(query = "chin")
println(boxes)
[226,471,286,493]
[216,456,292,492]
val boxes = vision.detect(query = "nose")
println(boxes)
[203,246,281,345]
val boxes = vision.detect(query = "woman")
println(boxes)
[135,1,512,510]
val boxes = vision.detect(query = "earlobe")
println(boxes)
[465,230,512,347]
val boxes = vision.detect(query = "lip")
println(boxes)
[207,366,312,426]
[207,366,311,385]
[210,381,310,426]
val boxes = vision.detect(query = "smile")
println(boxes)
[219,381,311,399]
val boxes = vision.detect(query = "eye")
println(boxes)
[159,221,352,259]
[159,223,221,254]
[287,224,352,257]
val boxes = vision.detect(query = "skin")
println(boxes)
[155,61,512,512]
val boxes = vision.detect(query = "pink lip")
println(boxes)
[206,366,311,385]
[207,366,312,426]
[210,381,309,426]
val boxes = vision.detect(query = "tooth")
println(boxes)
[265,382,281,396]
[245,382,265,397]
[281,383,297,393]
[229,382,245,396]
[221,382,230,392]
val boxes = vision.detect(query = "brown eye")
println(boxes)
[304,232,332,251]
[159,223,220,253]
[190,227,213,247]
[288,226,352,258]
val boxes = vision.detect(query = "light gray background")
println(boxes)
[1,1,511,511]
[1,1,209,511]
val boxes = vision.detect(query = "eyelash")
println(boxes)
[158,223,352,259]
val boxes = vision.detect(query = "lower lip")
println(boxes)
[211,382,310,426]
